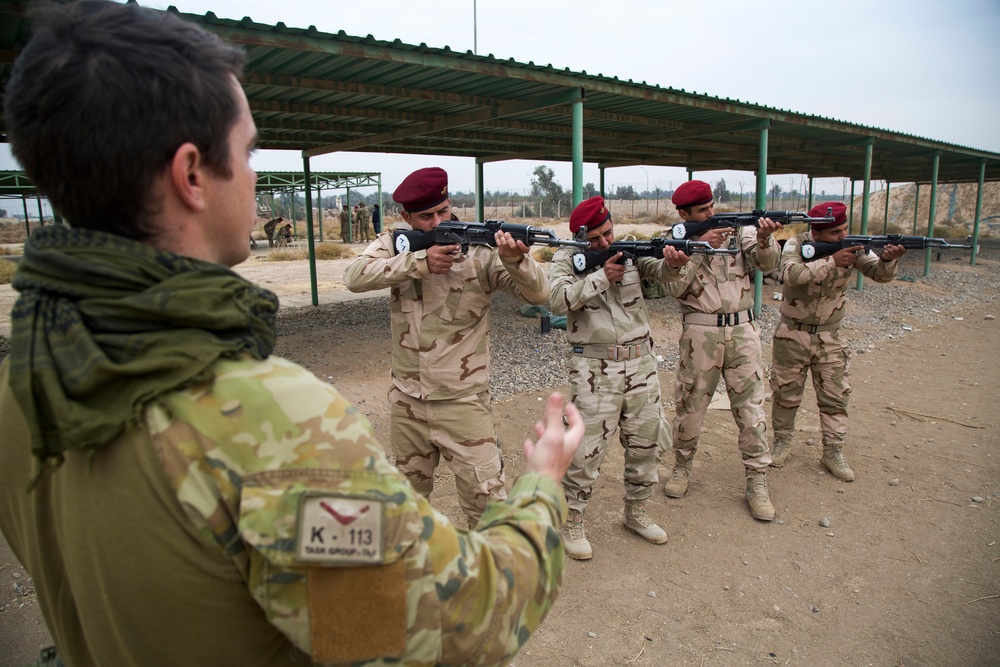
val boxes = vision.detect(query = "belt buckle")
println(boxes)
[808,324,819,335]
[608,346,620,361]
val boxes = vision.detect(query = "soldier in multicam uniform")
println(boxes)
[769,202,905,481]
[344,167,551,526]
[549,196,690,560]
[339,204,352,242]
[0,3,584,666]
[661,180,783,521]
[356,201,375,242]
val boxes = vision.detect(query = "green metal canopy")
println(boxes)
[1,0,998,185]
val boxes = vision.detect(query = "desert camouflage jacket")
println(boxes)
[779,231,898,325]
[343,229,549,400]
[664,226,780,315]
[548,249,680,347]
[0,356,568,667]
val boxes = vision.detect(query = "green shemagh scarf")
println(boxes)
[9,226,279,480]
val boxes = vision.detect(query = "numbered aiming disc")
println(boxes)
[801,244,816,260]
[394,234,411,254]
[572,253,588,272]
[671,223,686,239]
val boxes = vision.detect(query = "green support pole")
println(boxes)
[476,158,485,222]
[971,160,985,266]
[345,188,352,243]
[807,176,814,209]
[21,196,29,236]
[291,191,297,236]
[316,184,324,242]
[856,140,874,292]
[599,166,605,198]
[883,181,890,234]
[572,98,583,206]
[912,183,920,234]
[753,127,768,318]
[378,177,383,233]
[924,152,941,277]
[848,181,855,234]
[302,156,319,306]
[36,195,44,226]
[687,168,693,182]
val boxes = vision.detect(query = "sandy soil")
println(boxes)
[2,235,999,666]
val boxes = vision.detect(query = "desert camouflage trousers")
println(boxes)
[769,322,851,448]
[671,322,771,470]
[388,386,506,526]
[562,352,670,512]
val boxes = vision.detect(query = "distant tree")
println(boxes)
[530,165,565,210]
[614,184,637,200]
[769,182,783,209]
[0,209,7,218]
[715,179,729,204]
[583,182,598,199]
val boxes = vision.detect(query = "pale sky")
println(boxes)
[4,0,999,202]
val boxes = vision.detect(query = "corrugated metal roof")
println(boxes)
[2,0,998,184]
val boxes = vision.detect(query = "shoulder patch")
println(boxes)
[297,495,384,564]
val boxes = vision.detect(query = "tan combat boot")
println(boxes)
[821,446,855,481]
[770,435,792,468]
[562,509,593,560]
[622,500,668,545]
[745,469,775,521]
[663,453,692,498]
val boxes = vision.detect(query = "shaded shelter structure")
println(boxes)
[0,170,50,235]
[2,0,998,304]
[254,171,381,243]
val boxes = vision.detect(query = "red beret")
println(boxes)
[671,180,713,208]
[393,167,449,212]
[807,202,848,229]
[569,196,611,234]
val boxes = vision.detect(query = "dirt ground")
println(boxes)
[1,234,998,666]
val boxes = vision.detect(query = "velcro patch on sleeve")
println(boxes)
[297,495,384,565]
[307,560,407,663]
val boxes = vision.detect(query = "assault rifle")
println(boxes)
[671,208,836,240]
[392,220,588,255]
[800,234,974,261]
[572,237,737,273]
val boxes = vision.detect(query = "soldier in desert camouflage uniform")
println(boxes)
[344,167,550,526]
[0,4,584,665]
[339,204,352,242]
[549,196,690,559]
[661,180,782,521]
[356,201,374,242]
[769,202,905,481]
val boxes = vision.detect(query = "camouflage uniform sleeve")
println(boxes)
[344,234,430,292]
[487,250,549,305]
[855,250,898,283]
[741,226,780,273]
[636,256,685,284]
[780,235,837,286]
[427,473,567,665]
[547,248,611,315]
[146,355,567,666]
[662,254,705,299]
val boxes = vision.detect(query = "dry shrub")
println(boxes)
[264,249,302,262]
[0,258,17,285]
[0,225,26,244]
[616,228,651,241]
[774,223,807,242]
[264,243,356,262]
[532,247,555,263]
[313,243,355,260]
